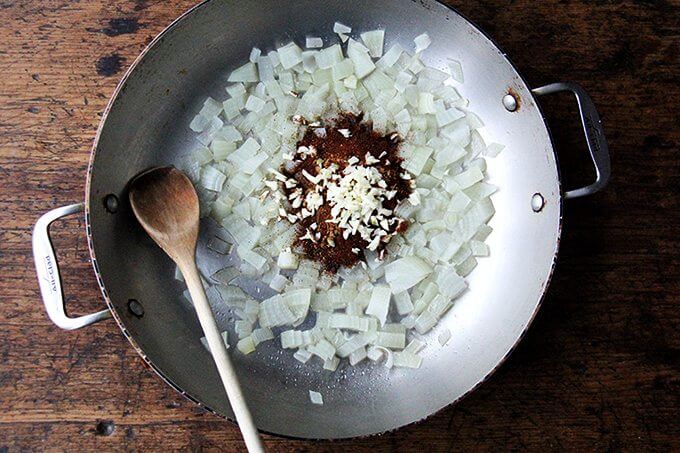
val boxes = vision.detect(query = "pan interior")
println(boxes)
[87,0,560,439]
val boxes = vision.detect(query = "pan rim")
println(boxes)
[83,0,563,440]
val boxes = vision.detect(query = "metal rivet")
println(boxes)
[531,193,545,212]
[95,420,115,436]
[503,94,518,112]
[127,299,144,318]
[103,194,119,213]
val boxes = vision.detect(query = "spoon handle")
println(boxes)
[180,259,265,453]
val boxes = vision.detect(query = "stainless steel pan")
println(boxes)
[32,0,610,439]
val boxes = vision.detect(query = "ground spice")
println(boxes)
[280,112,412,272]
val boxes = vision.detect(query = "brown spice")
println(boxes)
[280,112,412,272]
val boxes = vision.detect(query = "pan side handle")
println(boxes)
[32,203,111,330]
[532,82,611,199]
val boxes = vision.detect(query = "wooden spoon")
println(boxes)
[129,167,264,453]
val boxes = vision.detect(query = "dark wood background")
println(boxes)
[1,0,678,451]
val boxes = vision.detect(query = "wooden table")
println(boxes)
[1,0,677,450]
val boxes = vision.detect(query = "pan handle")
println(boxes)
[32,203,111,330]
[532,82,611,199]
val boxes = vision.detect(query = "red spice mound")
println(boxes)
[280,112,412,272]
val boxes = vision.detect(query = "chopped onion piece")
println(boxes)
[436,107,465,127]
[199,97,223,118]
[329,314,370,332]
[360,30,385,58]
[366,285,391,326]
[249,47,261,63]
[426,294,452,319]
[235,319,253,339]
[349,346,367,365]
[393,351,422,368]
[294,349,313,363]
[414,33,432,53]
[200,167,226,192]
[385,256,433,293]
[237,246,267,270]
[331,59,354,81]
[277,250,299,270]
[438,328,452,346]
[456,255,478,277]
[259,294,298,327]
[245,94,266,112]
[373,331,406,349]
[474,224,493,241]
[306,37,323,48]
[281,330,303,348]
[228,62,259,82]
[414,310,437,334]
[323,356,340,371]
[447,59,464,83]
[315,44,343,69]
[237,336,256,354]
[269,274,289,292]
[453,167,484,189]
[347,40,376,79]
[435,266,468,298]
[189,114,211,133]
[394,291,414,315]
[418,92,436,114]
[228,137,261,165]
[333,22,352,34]
[309,390,324,405]
[367,346,383,361]
[336,331,376,357]
[376,44,403,69]
[278,42,303,69]
[405,338,425,354]
[309,339,336,361]
[251,327,274,345]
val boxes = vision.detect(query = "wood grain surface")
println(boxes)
[1,0,678,451]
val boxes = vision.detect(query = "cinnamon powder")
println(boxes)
[280,113,412,272]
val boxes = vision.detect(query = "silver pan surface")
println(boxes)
[33,0,609,439]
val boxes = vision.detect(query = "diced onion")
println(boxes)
[349,347,367,365]
[294,349,313,363]
[376,44,403,69]
[184,23,498,375]
[228,62,259,82]
[236,336,256,354]
[309,390,324,405]
[438,328,452,346]
[333,22,352,34]
[366,285,391,326]
[360,30,385,58]
[447,59,464,83]
[347,39,375,79]
[393,351,422,368]
[367,346,383,361]
[278,42,303,69]
[249,47,261,63]
[315,44,343,69]
[309,339,336,361]
[373,331,406,349]
[385,256,432,293]
[306,37,323,48]
[414,33,432,53]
